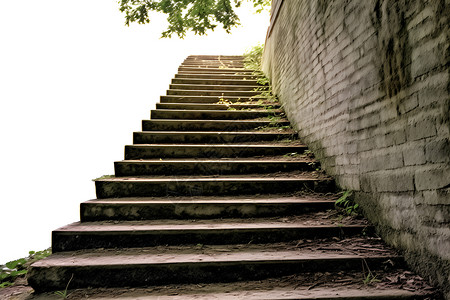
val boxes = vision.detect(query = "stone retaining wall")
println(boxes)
[262,0,449,297]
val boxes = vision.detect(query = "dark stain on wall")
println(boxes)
[372,0,412,99]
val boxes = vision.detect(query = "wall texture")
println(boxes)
[263,0,449,297]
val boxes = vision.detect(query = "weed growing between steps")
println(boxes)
[54,274,74,299]
[0,249,51,288]
[255,114,294,132]
[335,190,361,216]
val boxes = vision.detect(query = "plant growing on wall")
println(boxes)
[243,43,278,102]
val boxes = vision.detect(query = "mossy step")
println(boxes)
[133,131,296,144]
[186,55,244,60]
[124,144,308,159]
[169,84,264,91]
[80,196,336,221]
[150,109,281,120]
[181,59,245,68]
[160,95,266,103]
[142,119,288,131]
[172,78,259,86]
[178,66,250,71]
[181,62,245,67]
[175,73,259,80]
[114,159,316,176]
[52,219,373,252]
[178,67,253,74]
[183,58,244,62]
[155,103,279,110]
[95,175,335,198]
[167,89,262,97]
[28,244,402,292]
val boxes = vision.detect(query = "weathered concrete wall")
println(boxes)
[263,0,449,297]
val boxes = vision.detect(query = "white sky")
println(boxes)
[0,0,269,264]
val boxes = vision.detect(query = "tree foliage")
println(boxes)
[118,0,270,38]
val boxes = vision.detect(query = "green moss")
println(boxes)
[1,249,51,288]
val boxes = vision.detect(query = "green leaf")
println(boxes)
[0,273,11,281]
[0,281,13,288]
[118,0,268,38]
[9,270,27,277]
[5,258,26,270]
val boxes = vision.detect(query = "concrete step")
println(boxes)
[28,243,402,292]
[169,83,264,91]
[150,109,281,120]
[95,175,335,198]
[133,131,295,144]
[155,103,279,110]
[142,119,289,131]
[80,196,336,221]
[175,73,258,80]
[160,95,265,103]
[124,144,308,159]
[172,78,259,86]
[114,159,316,176]
[52,219,373,252]
[167,89,262,97]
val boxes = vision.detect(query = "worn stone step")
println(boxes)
[184,58,244,61]
[28,244,402,292]
[175,73,259,80]
[155,103,279,110]
[181,62,245,68]
[169,83,263,91]
[133,131,295,144]
[124,144,308,159]
[29,286,435,300]
[178,67,253,74]
[150,109,281,120]
[183,60,244,65]
[180,60,244,65]
[176,70,255,75]
[171,78,258,86]
[142,119,289,131]
[167,89,263,97]
[180,65,246,70]
[184,57,244,62]
[186,55,244,60]
[160,95,265,103]
[95,175,335,198]
[52,219,373,252]
[80,196,336,221]
[114,159,316,176]
[179,65,248,70]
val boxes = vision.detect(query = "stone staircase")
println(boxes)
[28,55,437,299]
